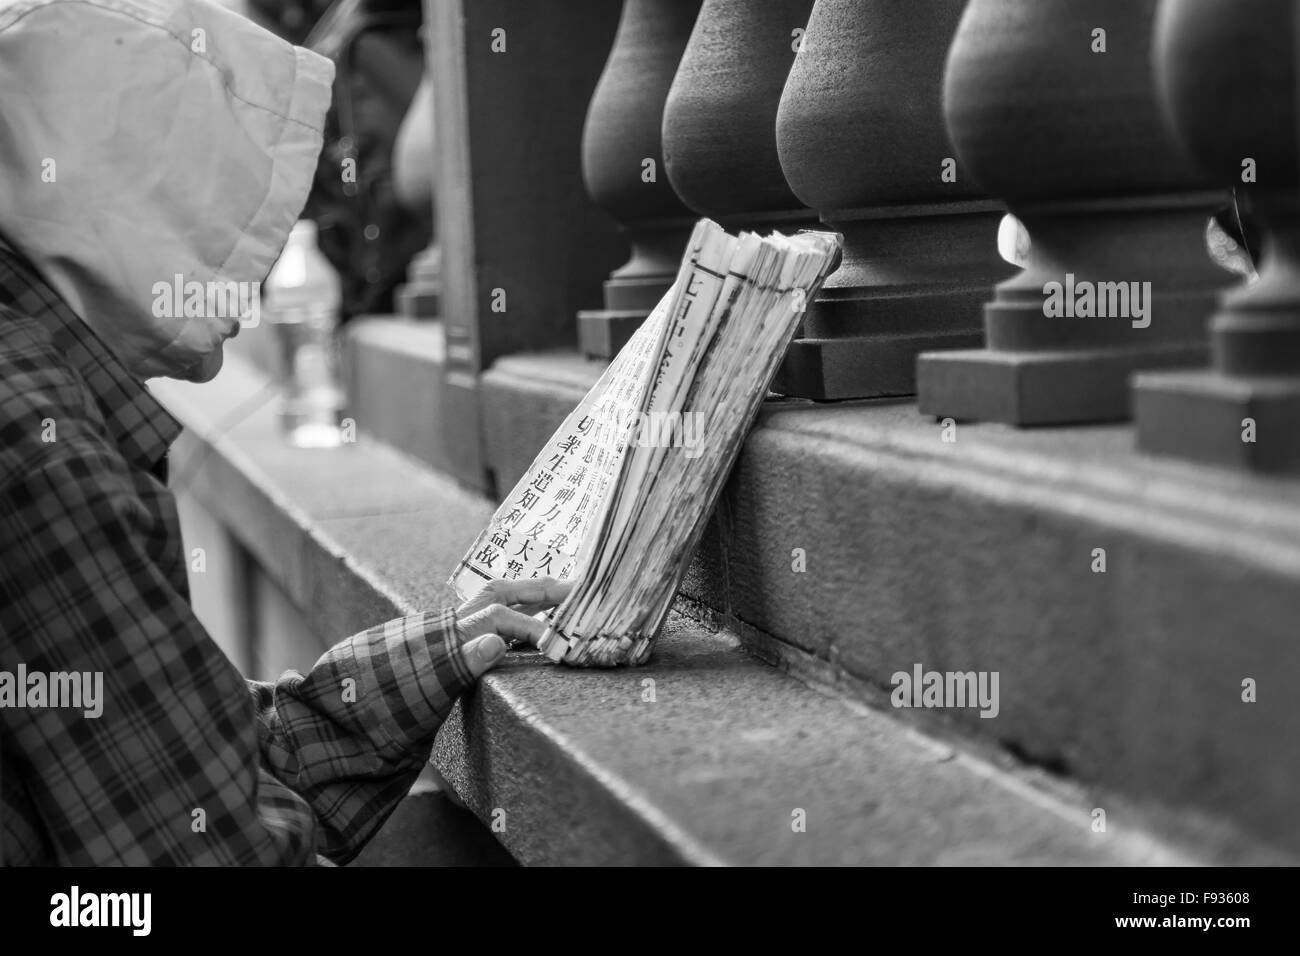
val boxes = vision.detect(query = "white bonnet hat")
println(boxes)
[0,0,334,380]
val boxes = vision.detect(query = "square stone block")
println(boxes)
[1134,369,1300,473]
[577,309,643,360]
[917,344,1207,425]
[775,329,983,401]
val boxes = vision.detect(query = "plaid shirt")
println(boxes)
[0,242,473,865]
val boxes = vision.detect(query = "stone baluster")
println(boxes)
[578,0,702,360]
[661,0,815,232]
[394,243,441,318]
[1133,0,1300,472]
[917,0,1235,425]
[392,65,439,319]
[770,0,1013,401]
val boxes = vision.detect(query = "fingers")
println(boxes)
[493,577,573,609]
[456,577,573,618]
[460,633,508,679]
[453,580,573,672]
[509,603,555,618]
[457,602,550,647]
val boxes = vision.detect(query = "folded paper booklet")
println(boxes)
[450,219,842,666]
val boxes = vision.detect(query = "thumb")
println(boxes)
[461,633,507,679]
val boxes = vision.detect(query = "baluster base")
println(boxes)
[918,343,1208,426]
[1134,370,1300,474]
[579,220,691,360]
[776,329,984,401]
[394,243,442,319]
[773,202,1011,400]
[577,308,648,360]
[918,195,1231,424]
[394,283,441,320]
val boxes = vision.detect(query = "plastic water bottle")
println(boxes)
[263,220,347,448]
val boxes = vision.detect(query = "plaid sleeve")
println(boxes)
[1,428,476,864]
[248,608,477,864]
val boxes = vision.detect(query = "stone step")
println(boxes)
[350,769,516,867]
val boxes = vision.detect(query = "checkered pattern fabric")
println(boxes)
[0,242,472,865]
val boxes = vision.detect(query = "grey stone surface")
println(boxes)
[316,507,491,614]
[158,351,1286,864]
[689,398,1300,856]
[350,773,516,867]
[917,343,1210,425]
[344,317,453,477]
[482,351,1300,860]
[776,327,983,400]
[577,309,641,360]
[1135,368,1300,474]
[434,613,1191,866]
[480,351,604,493]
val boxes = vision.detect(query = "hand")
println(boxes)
[454,577,573,675]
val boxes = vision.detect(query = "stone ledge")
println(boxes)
[150,352,1205,865]
[480,349,1300,861]
[433,610,1197,866]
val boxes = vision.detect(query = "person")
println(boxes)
[0,0,557,865]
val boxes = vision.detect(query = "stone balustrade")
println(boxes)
[917,0,1234,425]
[333,0,1300,862]
[771,0,1014,400]
[420,0,1296,467]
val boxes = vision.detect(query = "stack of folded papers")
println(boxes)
[451,218,842,666]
